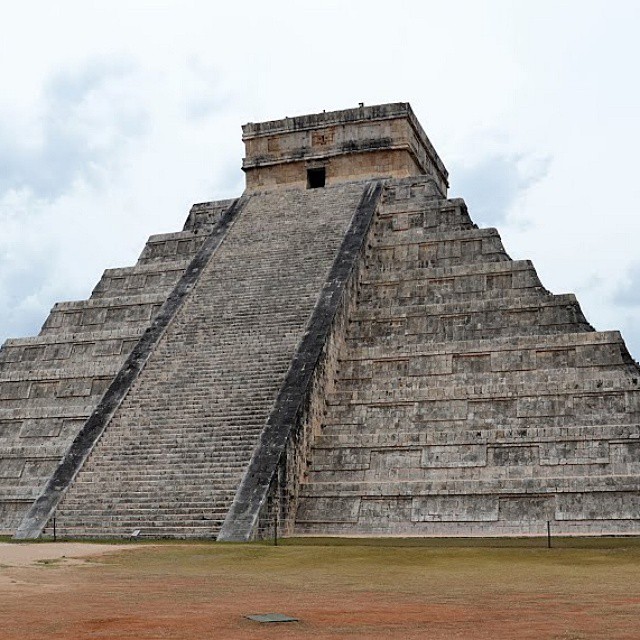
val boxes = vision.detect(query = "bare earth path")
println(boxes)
[1,538,639,639]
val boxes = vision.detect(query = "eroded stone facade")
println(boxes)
[2,103,639,540]
[242,103,448,194]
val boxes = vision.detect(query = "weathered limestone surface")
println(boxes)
[243,103,448,194]
[51,183,365,538]
[3,103,640,540]
[295,176,640,536]
[0,202,225,533]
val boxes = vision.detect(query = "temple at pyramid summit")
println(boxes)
[2,102,640,541]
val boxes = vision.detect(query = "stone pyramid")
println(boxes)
[1,103,639,540]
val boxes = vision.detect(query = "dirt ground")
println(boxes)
[1,537,639,639]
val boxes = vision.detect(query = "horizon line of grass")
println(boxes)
[3,534,640,549]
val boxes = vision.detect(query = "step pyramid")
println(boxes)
[0,102,638,540]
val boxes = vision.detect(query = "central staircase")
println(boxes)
[52,183,366,537]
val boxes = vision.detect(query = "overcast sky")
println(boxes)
[2,1,640,357]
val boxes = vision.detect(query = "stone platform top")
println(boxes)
[242,103,449,194]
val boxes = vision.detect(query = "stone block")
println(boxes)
[295,497,361,523]
[421,445,486,468]
[312,447,371,471]
[369,449,422,473]
[19,419,63,438]
[411,495,498,522]
[358,497,413,524]
[489,445,539,466]
[574,393,626,415]
[555,492,640,521]
[56,379,93,398]
[610,442,640,464]
[536,348,576,369]
[467,398,518,421]
[491,349,534,372]
[452,353,491,374]
[517,395,571,418]
[540,441,610,465]
[0,382,30,401]
[498,495,554,521]
[0,458,25,479]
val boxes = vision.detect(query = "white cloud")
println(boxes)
[1,0,640,358]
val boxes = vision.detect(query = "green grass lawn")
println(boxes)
[2,537,640,639]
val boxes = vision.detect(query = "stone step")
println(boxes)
[370,225,502,248]
[87,439,262,452]
[369,221,477,247]
[297,474,640,498]
[183,198,234,233]
[339,330,628,362]
[52,524,221,538]
[0,339,141,373]
[136,230,207,264]
[322,400,640,430]
[54,518,225,530]
[0,395,100,412]
[53,181,368,537]
[0,488,41,502]
[294,520,640,537]
[296,182,640,538]
[350,291,573,320]
[0,405,94,421]
[59,498,233,510]
[90,259,189,299]
[350,227,510,273]
[346,299,592,346]
[337,343,634,382]
[307,456,640,480]
[89,444,263,456]
[326,377,640,407]
[314,422,640,448]
[334,364,639,391]
[378,194,468,220]
[360,257,538,286]
[0,327,145,368]
[81,458,254,470]
[0,362,122,383]
[89,446,261,458]
[40,293,166,335]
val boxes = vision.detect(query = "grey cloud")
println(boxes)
[184,57,230,121]
[0,59,148,200]
[449,153,550,226]
[47,60,131,106]
[0,303,48,342]
[215,161,245,196]
[0,252,56,342]
[613,263,640,307]
[185,94,229,121]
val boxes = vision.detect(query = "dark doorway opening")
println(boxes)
[307,167,326,189]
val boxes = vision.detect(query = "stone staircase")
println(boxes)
[295,177,640,536]
[51,183,366,538]
[0,201,227,533]
[5,171,639,540]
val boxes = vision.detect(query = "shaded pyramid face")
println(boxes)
[1,103,640,540]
